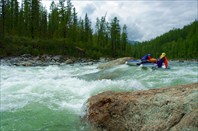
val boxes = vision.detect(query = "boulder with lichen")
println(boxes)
[84,83,198,131]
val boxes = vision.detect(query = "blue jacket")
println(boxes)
[141,54,151,61]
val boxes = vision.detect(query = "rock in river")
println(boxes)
[97,57,133,69]
[84,83,198,131]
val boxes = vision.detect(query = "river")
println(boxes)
[0,60,197,130]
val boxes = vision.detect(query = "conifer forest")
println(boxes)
[0,0,197,59]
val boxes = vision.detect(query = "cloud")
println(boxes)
[30,0,198,41]
[82,4,96,16]
[127,24,144,41]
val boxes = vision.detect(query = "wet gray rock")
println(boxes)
[84,83,198,131]
[65,59,74,64]
[14,61,32,66]
[97,57,133,69]
[21,54,32,58]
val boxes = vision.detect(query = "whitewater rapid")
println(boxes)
[0,61,197,130]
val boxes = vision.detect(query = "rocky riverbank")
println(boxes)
[1,55,196,67]
[0,54,112,66]
[84,83,198,131]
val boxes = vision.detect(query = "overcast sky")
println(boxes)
[40,0,197,41]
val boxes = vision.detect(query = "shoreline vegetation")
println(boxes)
[0,0,197,60]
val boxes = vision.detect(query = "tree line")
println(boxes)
[0,0,197,59]
[0,0,132,58]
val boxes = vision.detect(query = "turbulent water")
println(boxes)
[0,60,198,131]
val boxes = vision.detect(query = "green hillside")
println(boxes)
[131,21,198,59]
[0,0,197,59]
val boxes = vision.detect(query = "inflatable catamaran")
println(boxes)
[125,59,167,69]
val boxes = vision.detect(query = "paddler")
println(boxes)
[140,54,157,64]
[157,52,169,68]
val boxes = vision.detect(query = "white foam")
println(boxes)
[1,61,197,112]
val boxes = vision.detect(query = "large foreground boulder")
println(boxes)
[84,83,198,131]
[97,57,133,69]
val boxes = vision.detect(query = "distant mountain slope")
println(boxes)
[128,40,139,45]
[131,21,198,59]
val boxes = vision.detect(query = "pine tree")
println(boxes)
[13,0,19,35]
[58,0,66,39]
[39,6,47,38]
[18,1,25,36]
[109,17,120,56]
[31,0,40,38]
[78,18,84,42]
[65,0,72,38]
[24,0,31,36]
[0,0,5,38]
[121,24,128,53]
[4,0,11,35]
[70,7,78,43]
[95,15,108,49]
[84,13,92,42]
[48,1,59,38]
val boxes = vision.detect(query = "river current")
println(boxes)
[0,61,197,130]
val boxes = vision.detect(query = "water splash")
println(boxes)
[0,61,197,130]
